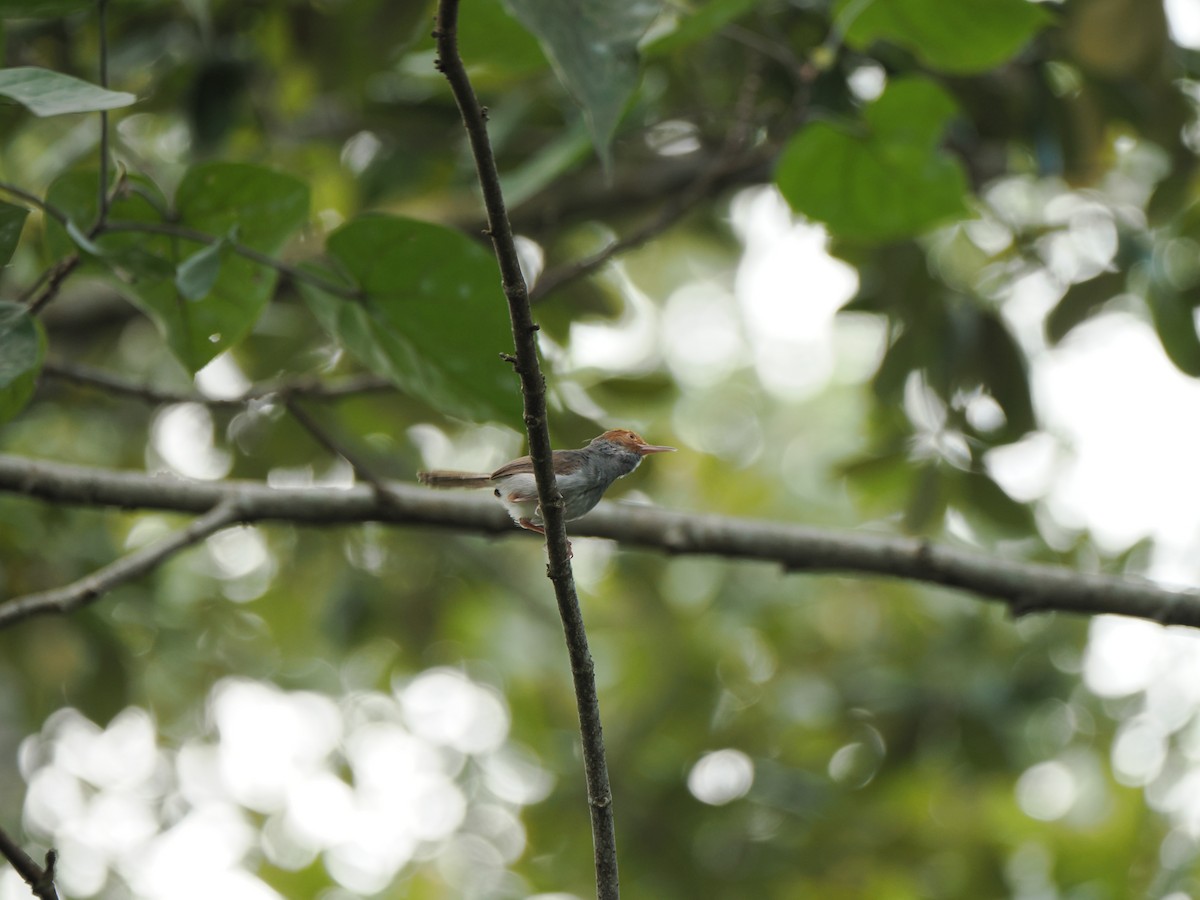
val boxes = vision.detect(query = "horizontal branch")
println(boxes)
[0,499,243,628]
[0,453,1197,628]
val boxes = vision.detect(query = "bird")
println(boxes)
[417,429,675,535]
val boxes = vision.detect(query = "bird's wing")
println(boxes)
[490,454,534,479]
[490,448,586,481]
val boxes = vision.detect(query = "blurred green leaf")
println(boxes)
[458,0,550,81]
[135,163,308,372]
[306,215,521,424]
[1147,280,1200,376]
[47,164,307,372]
[0,200,27,267]
[973,312,1034,438]
[0,301,44,423]
[0,0,93,15]
[776,78,968,240]
[837,447,913,515]
[642,0,758,57]
[499,122,593,209]
[174,238,226,302]
[904,463,946,532]
[501,0,659,166]
[0,67,134,116]
[45,170,172,274]
[960,474,1036,536]
[1045,270,1125,345]
[834,0,1051,73]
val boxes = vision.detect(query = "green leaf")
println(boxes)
[45,170,173,276]
[1044,270,1125,345]
[1147,280,1200,377]
[501,0,660,166]
[834,0,1051,74]
[131,163,309,372]
[46,164,308,372]
[642,0,759,58]
[776,77,969,241]
[838,447,914,515]
[904,463,946,533]
[457,0,550,82]
[0,301,45,423]
[0,67,135,116]
[174,239,226,302]
[960,474,1035,537]
[499,122,593,209]
[0,200,28,267]
[304,215,521,424]
[973,312,1035,438]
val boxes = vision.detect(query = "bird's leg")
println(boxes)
[517,517,544,535]
[518,518,573,559]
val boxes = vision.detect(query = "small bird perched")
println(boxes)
[418,429,675,534]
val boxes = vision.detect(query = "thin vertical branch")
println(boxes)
[432,3,620,898]
[97,0,110,223]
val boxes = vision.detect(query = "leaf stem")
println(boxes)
[98,220,364,299]
[0,181,70,224]
[97,0,110,225]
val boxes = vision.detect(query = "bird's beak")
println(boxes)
[638,443,676,455]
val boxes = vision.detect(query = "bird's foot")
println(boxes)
[518,518,573,559]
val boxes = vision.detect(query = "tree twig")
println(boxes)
[97,0,111,225]
[25,256,82,315]
[433,4,619,897]
[40,359,393,407]
[0,182,70,224]
[284,398,398,502]
[97,220,363,300]
[530,55,767,302]
[0,454,1198,628]
[0,497,243,629]
[0,826,59,900]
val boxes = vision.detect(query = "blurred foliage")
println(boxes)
[0,0,1199,897]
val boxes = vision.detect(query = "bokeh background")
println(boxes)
[3,0,1200,897]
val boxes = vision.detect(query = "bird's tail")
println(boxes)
[417,470,493,489]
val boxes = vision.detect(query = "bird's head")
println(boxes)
[592,429,676,456]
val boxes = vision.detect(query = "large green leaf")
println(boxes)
[1147,279,1200,377]
[457,0,549,82]
[642,0,758,58]
[45,170,173,274]
[303,215,521,424]
[0,200,28,267]
[834,0,1051,74]
[501,0,659,166]
[0,67,134,116]
[134,164,308,371]
[0,0,94,15]
[776,77,968,241]
[47,164,308,372]
[0,301,45,423]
